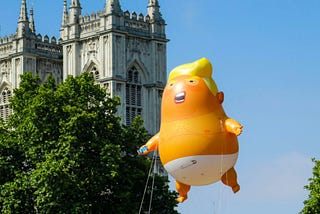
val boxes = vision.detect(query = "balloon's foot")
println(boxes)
[176,196,187,203]
[232,184,240,193]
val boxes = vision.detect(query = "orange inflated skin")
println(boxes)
[138,58,243,203]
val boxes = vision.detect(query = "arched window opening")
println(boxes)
[94,70,99,80]
[126,66,142,126]
[0,87,12,123]
[88,65,99,80]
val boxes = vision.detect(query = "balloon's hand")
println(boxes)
[138,146,149,155]
[138,134,159,155]
[225,118,243,136]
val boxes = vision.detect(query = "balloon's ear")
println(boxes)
[217,91,224,104]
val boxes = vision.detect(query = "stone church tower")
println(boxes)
[0,0,168,134]
[0,0,63,123]
[60,0,168,133]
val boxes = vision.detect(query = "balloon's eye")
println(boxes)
[168,82,175,87]
[186,78,199,86]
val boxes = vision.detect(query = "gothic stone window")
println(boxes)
[126,66,142,126]
[89,65,99,80]
[0,87,12,123]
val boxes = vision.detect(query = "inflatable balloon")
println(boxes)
[138,58,243,203]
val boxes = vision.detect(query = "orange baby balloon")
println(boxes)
[138,58,243,203]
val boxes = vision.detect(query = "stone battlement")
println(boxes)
[79,11,103,24]
[35,34,59,44]
[0,35,14,57]
[78,10,152,25]
[34,35,62,57]
[124,10,151,34]
[79,12,102,34]
[0,35,15,44]
[124,10,151,23]
[77,9,153,36]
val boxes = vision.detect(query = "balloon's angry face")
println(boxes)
[165,75,208,105]
[162,75,216,120]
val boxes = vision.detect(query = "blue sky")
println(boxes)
[1,1,320,213]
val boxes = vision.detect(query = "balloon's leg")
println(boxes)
[221,167,240,193]
[175,180,191,203]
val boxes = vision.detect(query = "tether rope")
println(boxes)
[138,150,157,214]
[147,152,157,213]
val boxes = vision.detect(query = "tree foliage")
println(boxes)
[300,158,320,214]
[0,72,178,213]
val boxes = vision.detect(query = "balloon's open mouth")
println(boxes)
[175,91,185,103]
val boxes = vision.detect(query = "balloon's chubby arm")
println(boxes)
[225,118,243,136]
[138,133,160,155]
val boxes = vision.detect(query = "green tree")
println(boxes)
[0,72,178,213]
[300,158,320,214]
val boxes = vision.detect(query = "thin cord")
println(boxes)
[138,151,157,214]
[217,151,224,214]
[217,119,225,213]
[147,152,157,214]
